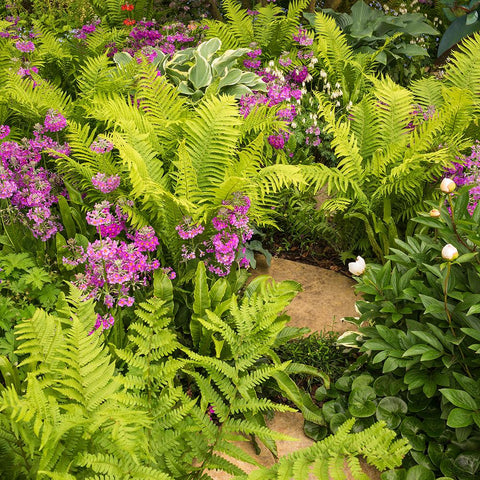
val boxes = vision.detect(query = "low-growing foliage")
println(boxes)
[331,185,480,479]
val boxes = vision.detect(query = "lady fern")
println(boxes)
[235,419,410,480]
[314,70,473,260]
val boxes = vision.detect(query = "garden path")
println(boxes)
[210,257,381,480]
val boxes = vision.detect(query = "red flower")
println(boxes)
[123,18,136,26]
[121,3,134,10]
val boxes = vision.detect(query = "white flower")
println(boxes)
[348,256,366,276]
[440,178,456,193]
[442,244,458,261]
[429,208,441,218]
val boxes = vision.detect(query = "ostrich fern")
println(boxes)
[54,62,324,266]
[204,0,309,57]
[313,29,480,260]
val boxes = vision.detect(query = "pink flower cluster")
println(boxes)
[268,131,290,150]
[244,44,262,70]
[176,218,205,239]
[90,137,114,154]
[0,125,10,140]
[15,40,35,52]
[177,193,252,276]
[123,21,203,58]
[0,119,69,240]
[92,172,120,193]
[73,18,101,40]
[17,65,38,78]
[131,226,159,251]
[239,68,305,151]
[444,141,480,214]
[44,109,67,132]
[65,232,161,313]
[86,200,129,238]
[90,313,115,334]
[293,28,314,47]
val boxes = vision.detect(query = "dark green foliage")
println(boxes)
[276,330,356,384]
[330,187,480,479]
[310,0,439,83]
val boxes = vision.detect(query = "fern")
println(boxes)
[5,74,72,122]
[222,0,255,47]
[444,31,480,98]
[234,419,409,480]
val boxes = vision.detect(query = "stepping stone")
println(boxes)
[251,256,359,334]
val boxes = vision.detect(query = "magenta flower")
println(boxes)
[176,218,205,239]
[92,172,120,193]
[15,40,35,52]
[0,125,10,140]
[44,109,67,132]
[90,138,114,154]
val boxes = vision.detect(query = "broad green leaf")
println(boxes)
[440,388,478,410]
[446,408,473,428]
[348,385,376,417]
[405,464,435,480]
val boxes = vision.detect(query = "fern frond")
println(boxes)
[314,11,353,82]
[184,94,242,197]
[444,31,480,97]
[370,76,413,149]
[410,77,444,110]
[222,0,255,47]
[5,74,72,121]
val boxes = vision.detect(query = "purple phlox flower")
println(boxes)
[133,225,159,252]
[176,217,205,239]
[15,40,35,52]
[92,172,120,193]
[293,28,313,46]
[90,137,114,154]
[89,313,115,335]
[0,125,10,140]
[44,109,67,132]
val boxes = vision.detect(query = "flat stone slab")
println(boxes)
[209,412,381,479]
[252,256,359,334]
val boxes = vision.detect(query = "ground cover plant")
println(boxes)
[0,0,479,478]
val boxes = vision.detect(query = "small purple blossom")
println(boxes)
[89,313,115,335]
[92,172,120,193]
[176,218,205,239]
[133,226,159,252]
[0,125,10,140]
[44,109,67,132]
[15,40,35,52]
[90,137,114,154]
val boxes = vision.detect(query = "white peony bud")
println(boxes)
[348,256,366,276]
[429,208,441,218]
[440,178,456,194]
[441,244,458,261]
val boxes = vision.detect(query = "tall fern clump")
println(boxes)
[204,0,309,58]
[52,59,325,271]
[313,23,480,261]
[0,282,409,479]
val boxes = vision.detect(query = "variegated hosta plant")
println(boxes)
[114,37,267,101]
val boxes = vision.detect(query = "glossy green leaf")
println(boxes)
[348,386,377,417]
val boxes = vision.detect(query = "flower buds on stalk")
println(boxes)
[442,244,458,261]
[440,178,456,194]
[348,256,366,276]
